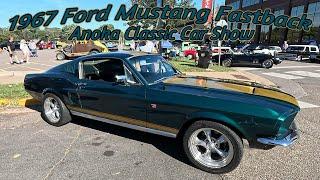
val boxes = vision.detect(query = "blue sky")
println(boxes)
[0,0,225,30]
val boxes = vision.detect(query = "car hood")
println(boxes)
[163,75,299,107]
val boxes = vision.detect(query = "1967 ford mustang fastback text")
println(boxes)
[24,52,299,174]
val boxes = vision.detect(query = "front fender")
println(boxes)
[185,111,250,140]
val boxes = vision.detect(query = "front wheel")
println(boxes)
[56,52,65,61]
[183,121,243,174]
[41,93,72,126]
[89,50,99,55]
[262,59,273,69]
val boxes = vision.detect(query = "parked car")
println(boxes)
[103,42,118,52]
[37,41,54,50]
[211,46,232,56]
[267,46,282,56]
[242,44,272,56]
[56,40,108,60]
[278,45,320,62]
[212,49,281,68]
[25,52,300,174]
[184,48,198,59]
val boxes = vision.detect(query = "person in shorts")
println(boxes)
[7,36,21,64]
[20,39,30,63]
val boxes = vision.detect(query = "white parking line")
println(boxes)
[29,62,54,67]
[271,65,320,69]
[285,71,320,78]
[262,72,304,79]
[237,65,320,71]
[298,101,319,109]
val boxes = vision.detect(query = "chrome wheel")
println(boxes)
[44,97,61,123]
[188,128,234,169]
[262,59,273,68]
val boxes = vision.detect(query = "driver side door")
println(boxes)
[75,57,147,127]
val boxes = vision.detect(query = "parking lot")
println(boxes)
[0,50,320,179]
[0,49,66,72]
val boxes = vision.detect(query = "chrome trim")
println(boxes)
[70,110,177,138]
[257,130,299,147]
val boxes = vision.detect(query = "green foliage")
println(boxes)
[129,0,195,29]
[0,23,117,43]
[170,57,233,72]
[0,84,29,99]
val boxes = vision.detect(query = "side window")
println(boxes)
[82,58,125,82]
[305,47,310,52]
[311,47,317,52]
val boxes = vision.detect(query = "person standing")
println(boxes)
[20,39,30,63]
[7,36,21,64]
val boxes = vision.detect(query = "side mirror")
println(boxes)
[115,75,127,84]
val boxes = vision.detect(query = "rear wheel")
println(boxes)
[56,52,65,61]
[221,58,232,67]
[262,59,273,69]
[41,93,72,126]
[183,121,243,174]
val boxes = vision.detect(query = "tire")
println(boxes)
[262,59,273,69]
[56,52,65,61]
[41,93,72,127]
[183,121,243,174]
[221,58,232,67]
[89,50,99,55]
[310,58,315,63]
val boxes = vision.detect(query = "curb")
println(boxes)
[0,98,40,107]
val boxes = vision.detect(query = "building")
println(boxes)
[225,0,320,45]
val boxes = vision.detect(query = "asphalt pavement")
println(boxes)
[0,60,320,179]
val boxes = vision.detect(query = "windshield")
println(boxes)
[129,55,179,84]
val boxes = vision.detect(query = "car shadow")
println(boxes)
[26,104,191,167]
[70,116,191,165]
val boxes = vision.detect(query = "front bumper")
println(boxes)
[257,123,299,147]
[273,57,282,65]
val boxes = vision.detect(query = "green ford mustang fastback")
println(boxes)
[24,52,299,174]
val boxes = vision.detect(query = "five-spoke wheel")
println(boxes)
[188,128,234,169]
[44,97,61,123]
[183,121,243,174]
[41,93,72,126]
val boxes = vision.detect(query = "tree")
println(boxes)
[128,0,194,29]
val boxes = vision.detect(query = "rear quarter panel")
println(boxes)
[24,73,80,107]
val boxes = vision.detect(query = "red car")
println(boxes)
[37,41,55,50]
[184,48,198,59]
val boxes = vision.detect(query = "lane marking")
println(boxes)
[270,65,320,69]
[28,62,53,67]
[298,101,319,109]
[236,65,320,71]
[262,72,304,80]
[285,71,320,78]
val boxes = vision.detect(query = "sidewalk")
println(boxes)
[0,71,40,84]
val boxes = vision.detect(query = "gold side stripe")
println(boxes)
[68,106,179,134]
[254,88,299,107]
[219,82,255,94]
